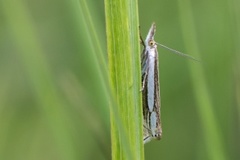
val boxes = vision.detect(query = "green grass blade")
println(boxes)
[78,0,110,127]
[1,1,76,159]
[79,0,108,82]
[231,0,240,158]
[177,1,227,160]
[104,0,144,159]
[1,0,110,159]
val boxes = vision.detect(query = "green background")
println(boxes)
[0,0,239,160]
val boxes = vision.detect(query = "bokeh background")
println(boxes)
[0,0,239,160]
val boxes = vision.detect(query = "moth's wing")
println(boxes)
[153,47,162,140]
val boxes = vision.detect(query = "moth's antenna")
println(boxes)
[156,42,200,62]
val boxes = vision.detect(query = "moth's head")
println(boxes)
[145,23,156,48]
[148,39,157,48]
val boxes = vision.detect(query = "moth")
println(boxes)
[141,23,198,144]
[141,23,162,144]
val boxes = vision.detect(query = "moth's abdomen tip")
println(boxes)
[155,130,162,140]
[155,133,162,140]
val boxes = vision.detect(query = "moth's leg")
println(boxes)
[139,26,146,47]
[140,34,145,47]
[144,136,153,144]
[143,119,153,144]
[140,57,149,92]
[140,72,148,92]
